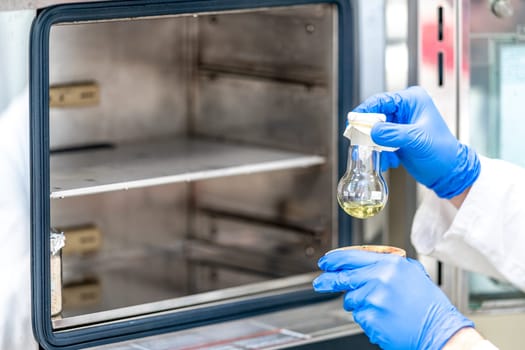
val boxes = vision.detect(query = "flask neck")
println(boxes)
[347,144,381,174]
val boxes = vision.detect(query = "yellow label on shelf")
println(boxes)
[49,82,100,108]
[61,225,102,256]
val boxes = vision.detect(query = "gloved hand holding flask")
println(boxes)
[353,86,480,199]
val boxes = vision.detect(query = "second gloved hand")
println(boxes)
[354,86,480,199]
[313,250,474,350]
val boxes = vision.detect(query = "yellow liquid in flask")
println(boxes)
[339,202,385,219]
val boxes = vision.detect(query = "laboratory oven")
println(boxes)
[28,0,392,349]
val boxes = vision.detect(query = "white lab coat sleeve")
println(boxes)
[411,156,525,291]
[0,89,37,349]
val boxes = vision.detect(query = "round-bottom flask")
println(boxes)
[337,144,388,219]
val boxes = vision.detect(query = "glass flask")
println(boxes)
[337,144,388,219]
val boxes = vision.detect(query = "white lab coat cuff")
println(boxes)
[412,156,525,290]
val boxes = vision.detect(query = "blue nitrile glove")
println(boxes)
[313,250,474,350]
[353,86,480,199]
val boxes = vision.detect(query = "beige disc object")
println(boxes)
[326,245,406,257]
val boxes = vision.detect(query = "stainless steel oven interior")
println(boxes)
[48,4,339,329]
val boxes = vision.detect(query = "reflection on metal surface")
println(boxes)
[491,0,514,18]
[473,299,525,314]
[386,0,409,91]
[198,207,325,237]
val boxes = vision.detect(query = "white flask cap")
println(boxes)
[343,112,398,152]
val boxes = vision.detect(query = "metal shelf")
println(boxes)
[50,138,325,198]
[56,238,315,329]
